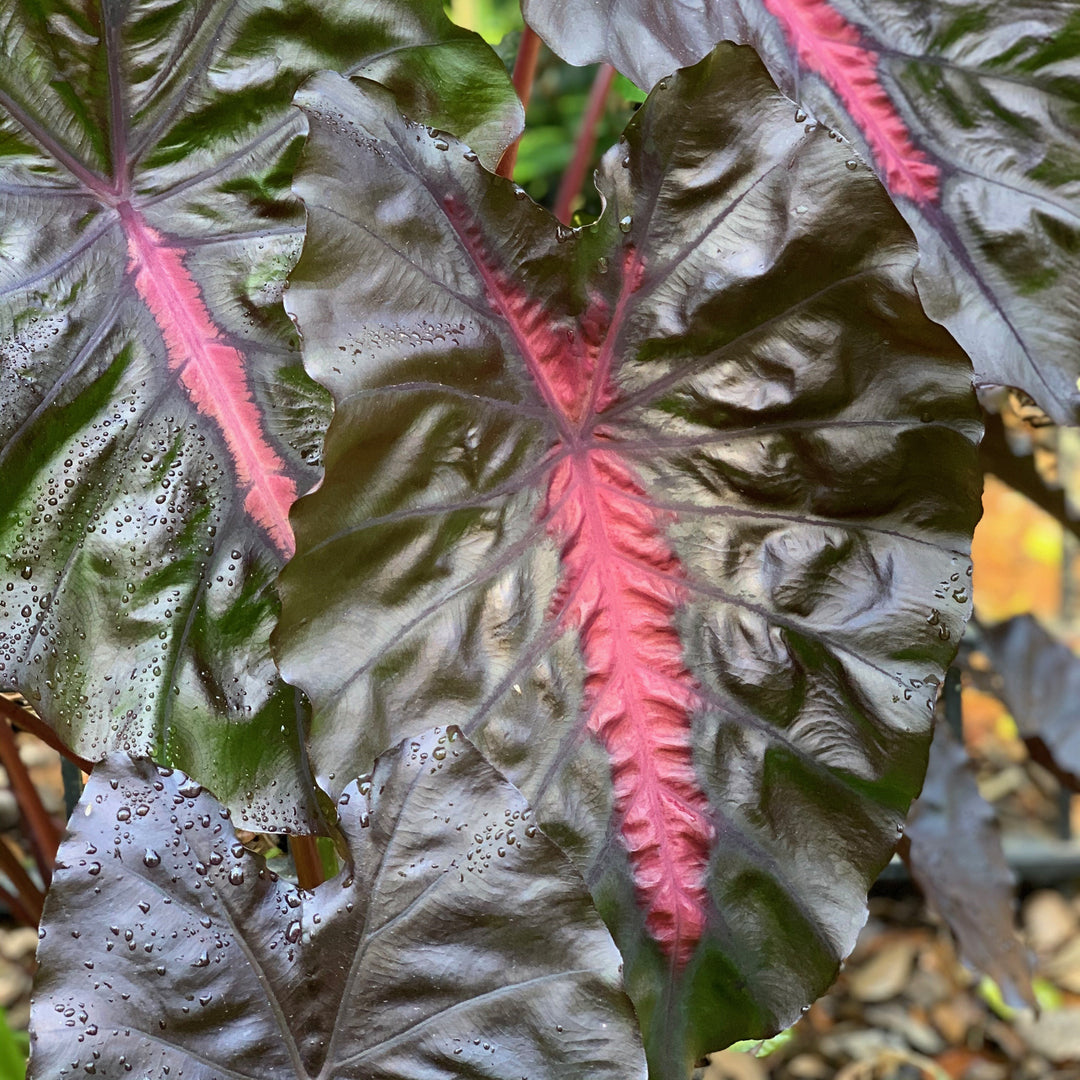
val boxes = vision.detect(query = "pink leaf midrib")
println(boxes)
[760,0,940,203]
[547,448,714,962]
[443,195,713,963]
[120,204,296,556]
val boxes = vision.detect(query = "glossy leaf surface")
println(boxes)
[0,0,520,829]
[523,0,1080,423]
[277,44,982,1075]
[904,719,1034,1009]
[30,732,644,1080]
[982,615,1080,792]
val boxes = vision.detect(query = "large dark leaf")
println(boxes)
[903,719,1034,1009]
[0,0,520,829]
[523,0,1080,424]
[276,44,982,1075]
[30,731,644,1079]
[981,615,1080,791]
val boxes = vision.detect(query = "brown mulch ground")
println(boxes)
[704,886,1080,1080]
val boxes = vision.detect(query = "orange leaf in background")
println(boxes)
[973,476,1063,622]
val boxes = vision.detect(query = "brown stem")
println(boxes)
[496,25,543,180]
[290,834,325,890]
[0,837,44,925]
[0,694,94,773]
[0,715,60,886]
[554,63,616,225]
[980,411,1080,545]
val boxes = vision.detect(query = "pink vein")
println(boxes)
[544,448,713,963]
[444,196,713,964]
[120,204,296,556]
[761,0,940,203]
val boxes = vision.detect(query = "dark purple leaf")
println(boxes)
[520,0,732,91]
[276,44,982,1074]
[30,731,644,1079]
[904,719,1035,1008]
[523,0,1080,423]
[981,615,1080,792]
[0,0,520,828]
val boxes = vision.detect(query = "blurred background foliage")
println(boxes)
[449,0,644,217]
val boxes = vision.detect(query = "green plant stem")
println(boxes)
[291,834,325,889]
[554,63,616,224]
[0,715,59,886]
[0,1005,27,1080]
[496,24,542,180]
[0,837,43,926]
[0,695,93,773]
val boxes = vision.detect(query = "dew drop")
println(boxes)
[142,849,161,869]
[228,866,245,886]
[618,214,633,234]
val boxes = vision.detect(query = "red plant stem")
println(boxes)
[290,834,325,890]
[554,63,617,225]
[496,24,543,179]
[0,695,94,773]
[0,837,44,926]
[0,716,60,886]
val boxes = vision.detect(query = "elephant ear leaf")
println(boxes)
[981,614,1080,792]
[30,731,645,1080]
[904,719,1034,1010]
[276,43,982,1077]
[523,0,1080,424]
[0,0,520,829]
